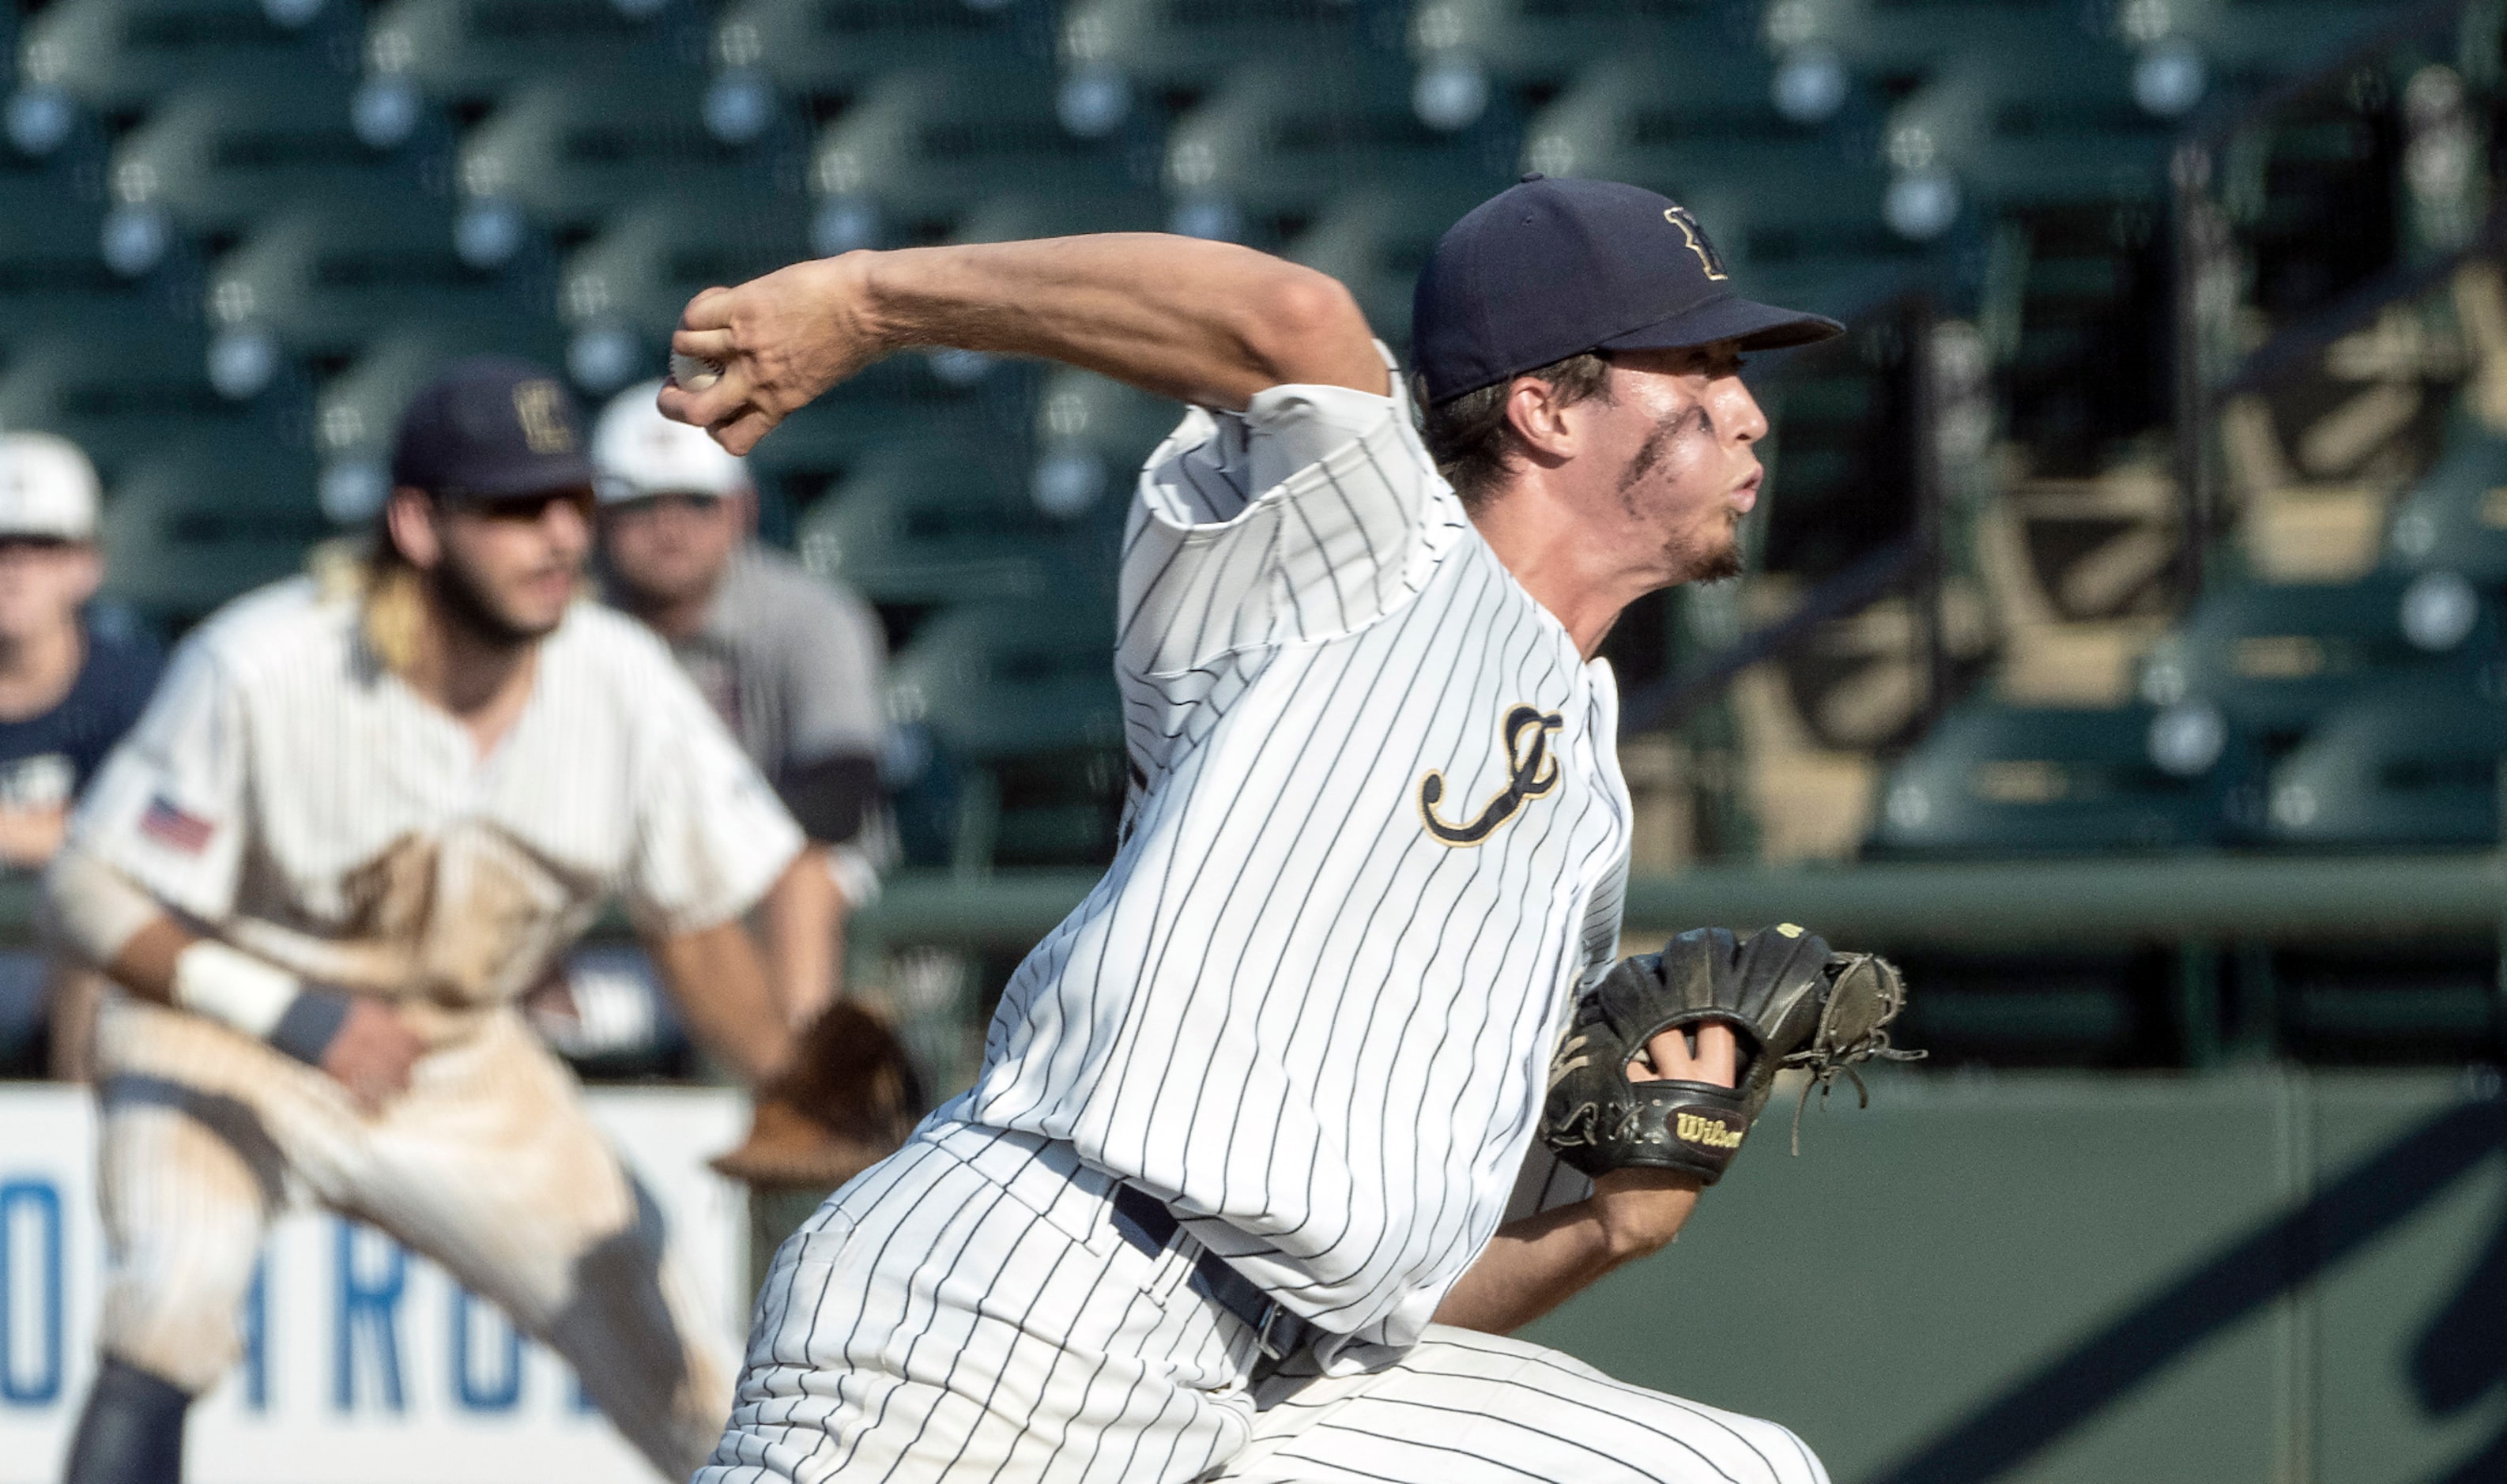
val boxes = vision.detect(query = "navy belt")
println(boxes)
[1109,1184,1316,1362]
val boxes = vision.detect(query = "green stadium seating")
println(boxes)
[109,77,427,235]
[1059,0,1370,89]
[363,0,707,104]
[738,359,1016,520]
[20,0,357,111]
[562,185,812,345]
[1401,0,1729,86]
[948,190,1166,246]
[458,69,781,232]
[1284,185,1491,348]
[1031,364,1183,499]
[209,186,542,360]
[0,327,296,488]
[0,168,175,345]
[794,446,1076,607]
[1519,57,1902,274]
[97,441,326,621]
[1865,701,2252,856]
[2259,673,2507,848]
[891,597,1122,763]
[1162,58,1495,229]
[809,65,1133,231]
[717,0,1035,98]
[2136,574,2498,748]
[1883,46,2171,211]
[2383,411,2507,585]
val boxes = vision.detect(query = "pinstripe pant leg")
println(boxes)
[699,1133,1257,1484]
[1205,1324,1828,1484]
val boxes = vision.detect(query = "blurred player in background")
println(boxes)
[0,432,163,1078]
[43,358,811,1482]
[590,381,892,1028]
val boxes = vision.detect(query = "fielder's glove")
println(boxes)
[1540,924,1918,1185]
[711,1000,925,1191]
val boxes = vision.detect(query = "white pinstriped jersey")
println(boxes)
[71,577,802,1041]
[958,361,1632,1349]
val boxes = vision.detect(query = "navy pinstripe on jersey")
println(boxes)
[955,363,1632,1349]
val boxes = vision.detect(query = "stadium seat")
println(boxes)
[1285,185,1493,348]
[1864,701,2254,856]
[209,186,543,360]
[889,595,1125,868]
[1402,0,1733,86]
[2382,410,2507,586]
[1060,0,1370,89]
[97,440,326,622]
[1879,44,2170,212]
[561,184,813,345]
[716,0,1035,99]
[739,360,1015,521]
[108,77,429,235]
[948,190,1165,246]
[0,327,296,488]
[363,0,707,104]
[19,0,359,111]
[794,446,1076,607]
[809,65,1133,235]
[2136,574,2500,749]
[1029,365,1182,522]
[2258,673,2507,848]
[0,169,173,346]
[1163,58,1494,235]
[891,597,1122,762]
[1518,58,1902,277]
[458,69,783,232]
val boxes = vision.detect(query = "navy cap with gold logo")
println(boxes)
[1411,174,1845,405]
[390,356,597,500]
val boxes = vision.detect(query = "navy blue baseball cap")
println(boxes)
[390,356,597,499]
[1412,175,1845,405]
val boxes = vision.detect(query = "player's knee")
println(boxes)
[97,1278,247,1396]
[63,1357,193,1484]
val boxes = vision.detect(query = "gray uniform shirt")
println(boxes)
[662,544,889,783]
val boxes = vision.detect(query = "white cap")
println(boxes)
[0,432,100,540]
[590,378,750,503]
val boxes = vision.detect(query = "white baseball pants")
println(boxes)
[90,995,733,1478]
[700,1121,1828,1484]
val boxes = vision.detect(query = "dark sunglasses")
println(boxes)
[449,487,598,524]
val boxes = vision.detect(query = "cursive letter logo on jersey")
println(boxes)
[1419,704,1566,846]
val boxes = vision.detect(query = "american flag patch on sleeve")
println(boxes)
[139,796,215,854]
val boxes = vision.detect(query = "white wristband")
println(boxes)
[171,940,302,1040]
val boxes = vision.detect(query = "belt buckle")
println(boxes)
[1253,1301,1301,1362]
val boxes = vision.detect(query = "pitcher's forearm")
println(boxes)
[1433,1171,1702,1335]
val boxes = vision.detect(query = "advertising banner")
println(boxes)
[0,1083,749,1483]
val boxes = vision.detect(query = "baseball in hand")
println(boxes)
[669,350,724,390]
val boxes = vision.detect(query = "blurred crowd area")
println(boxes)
[2,0,2504,1079]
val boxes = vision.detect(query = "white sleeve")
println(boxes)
[1118,345,1447,677]
[69,638,250,926]
[624,652,808,935]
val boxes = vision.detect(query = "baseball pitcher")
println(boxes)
[663,178,1910,1483]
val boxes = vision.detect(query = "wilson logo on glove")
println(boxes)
[1675,1112,1745,1150]
[1540,925,1921,1185]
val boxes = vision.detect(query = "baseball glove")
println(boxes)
[711,1000,925,1191]
[1540,924,1918,1185]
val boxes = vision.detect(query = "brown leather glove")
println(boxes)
[710,1000,925,1191]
